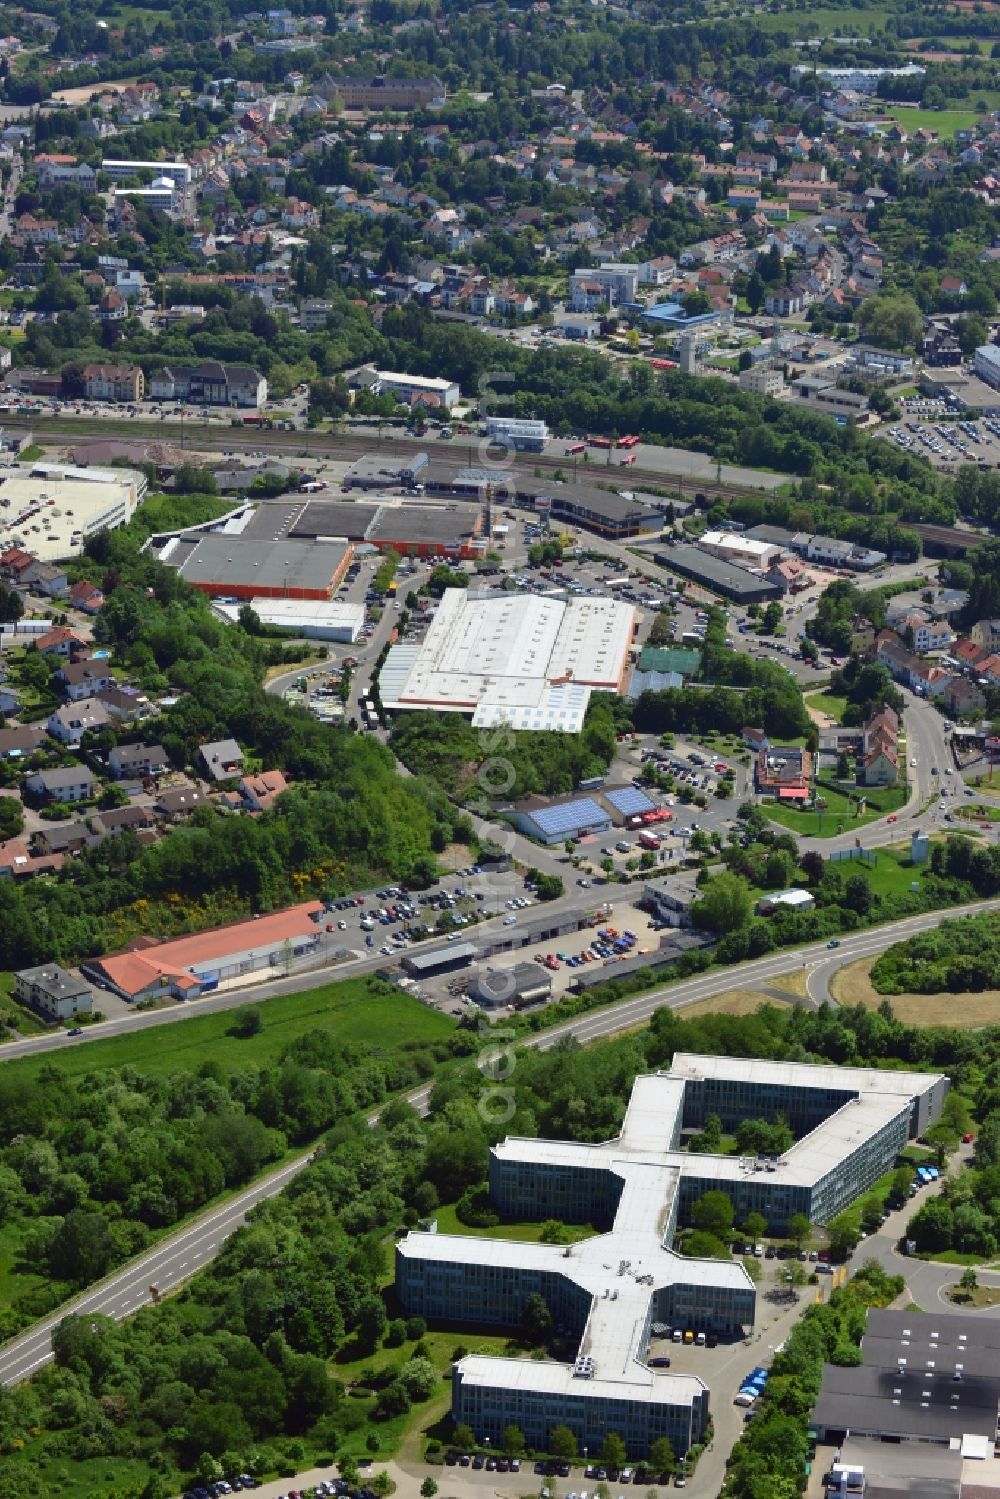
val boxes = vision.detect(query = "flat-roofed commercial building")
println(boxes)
[167,535,352,600]
[380,587,637,733]
[484,416,549,452]
[374,370,460,409]
[396,1057,946,1460]
[0,469,143,561]
[216,597,364,641]
[657,545,782,604]
[697,529,782,570]
[813,1308,1000,1448]
[101,158,190,185]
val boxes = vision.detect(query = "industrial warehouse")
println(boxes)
[378,587,638,732]
[395,1057,947,1460]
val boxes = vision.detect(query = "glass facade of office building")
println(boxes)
[452,1365,711,1460]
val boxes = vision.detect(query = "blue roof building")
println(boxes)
[511,796,612,845]
[638,302,721,333]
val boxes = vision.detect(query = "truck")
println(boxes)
[638,832,661,850]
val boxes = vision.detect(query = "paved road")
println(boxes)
[3,900,995,1385]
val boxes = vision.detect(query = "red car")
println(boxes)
[964,1133,975,1143]
[887,814,897,824]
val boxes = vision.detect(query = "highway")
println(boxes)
[3,895,999,1387]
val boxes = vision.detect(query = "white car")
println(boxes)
[503,915,517,926]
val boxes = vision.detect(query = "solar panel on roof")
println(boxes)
[604,787,655,816]
[530,798,608,836]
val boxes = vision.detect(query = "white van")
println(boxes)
[695,1331,706,1346]
[733,1391,755,1408]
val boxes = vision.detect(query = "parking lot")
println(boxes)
[878,414,1000,470]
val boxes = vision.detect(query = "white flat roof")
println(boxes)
[669,1053,944,1101]
[0,474,138,560]
[381,589,634,731]
[454,1352,707,1406]
[217,598,363,633]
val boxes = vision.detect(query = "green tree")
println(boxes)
[787,1212,811,1249]
[960,1266,978,1295]
[549,1424,578,1459]
[649,1438,675,1473]
[421,1481,439,1498]
[691,1189,735,1240]
[521,1291,554,1345]
[742,1211,768,1243]
[453,1424,475,1450]
[228,1006,262,1038]
[691,872,752,934]
[600,1433,627,1469]
[762,601,783,633]
[503,1424,526,1455]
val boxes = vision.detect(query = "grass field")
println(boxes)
[884,106,981,136]
[752,6,892,35]
[805,691,848,724]
[831,955,1000,1027]
[764,782,907,837]
[957,802,1000,823]
[0,977,454,1085]
[676,988,794,1019]
[431,1205,597,1244]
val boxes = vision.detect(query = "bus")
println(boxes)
[605,576,631,589]
[565,442,586,455]
[587,435,613,449]
[649,358,678,371]
[241,414,272,428]
[618,434,639,449]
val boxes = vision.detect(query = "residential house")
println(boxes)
[25,765,95,803]
[82,363,145,403]
[200,738,245,780]
[240,769,288,811]
[108,742,170,779]
[860,704,899,787]
[970,619,1000,653]
[68,580,104,614]
[941,676,986,718]
[47,697,110,745]
[743,726,769,752]
[156,785,208,821]
[57,659,113,702]
[0,837,64,880]
[98,684,146,723]
[851,617,877,655]
[33,626,87,657]
[14,964,93,1022]
[901,613,954,654]
[0,725,46,758]
[23,560,68,597]
[148,361,267,408]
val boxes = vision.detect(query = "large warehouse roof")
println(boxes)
[379,588,634,732]
[175,536,350,594]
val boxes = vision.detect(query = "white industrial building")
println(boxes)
[101,158,191,185]
[378,587,636,732]
[374,370,460,410]
[484,416,549,451]
[974,344,1000,390]
[697,530,782,571]
[114,177,179,212]
[216,597,363,642]
[397,1056,946,1460]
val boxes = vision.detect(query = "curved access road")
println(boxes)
[805,896,1000,1006]
[2,899,998,1387]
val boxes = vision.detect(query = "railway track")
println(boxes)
[6,413,773,503]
